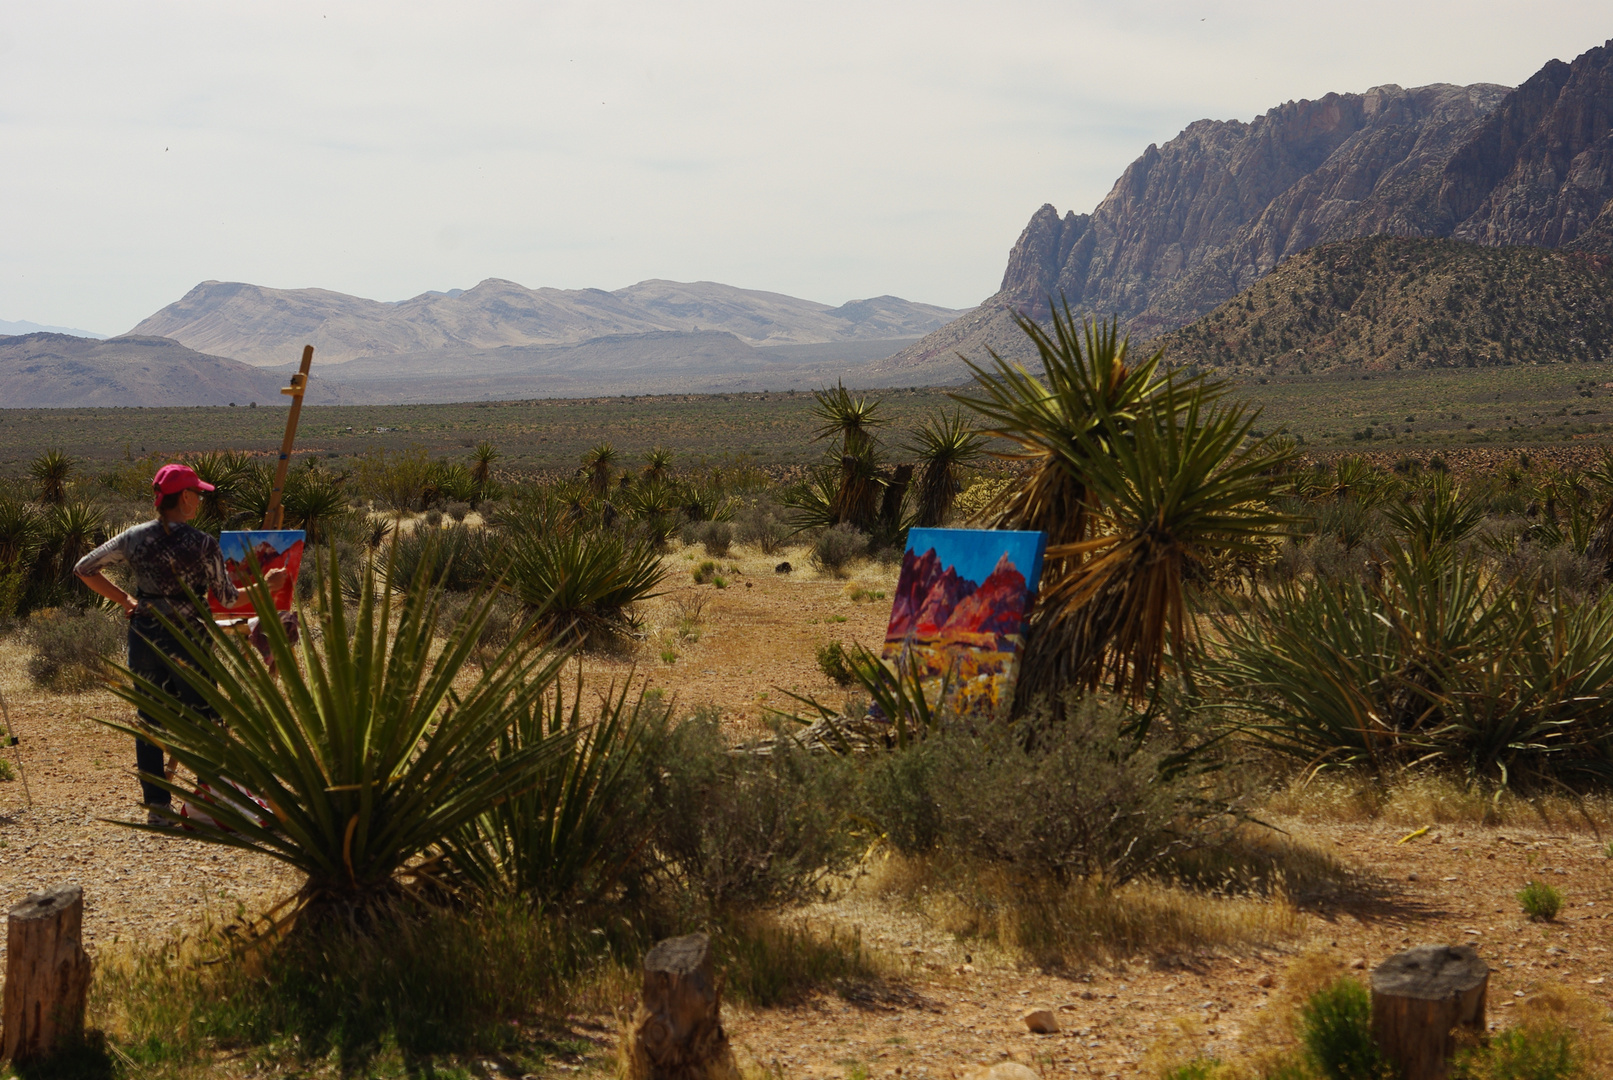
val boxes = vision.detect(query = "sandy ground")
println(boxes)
[2,541,1612,1076]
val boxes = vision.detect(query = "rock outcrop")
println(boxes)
[878,39,1613,382]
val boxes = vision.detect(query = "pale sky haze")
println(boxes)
[1,2,1609,335]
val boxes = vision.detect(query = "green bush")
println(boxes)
[734,499,790,554]
[506,525,665,646]
[699,520,733,557]
[26,606,123,692]
[1298,978,1394,1080]
[692,559,718,584]
[861,694,1230,886]
[386,523,501,594]
[644,712,862,911]
[810,524,867,576]
[1453,1018,1584,1080]
[1519,880,1564,921]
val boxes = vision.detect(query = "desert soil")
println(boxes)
[1,541,1611,1077]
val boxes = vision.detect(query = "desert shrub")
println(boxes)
[1298,977,1393,1080]
[861,694,1232,886]
[26,606,123,692]
[421,508,444,529]
[816,641,854,686]
[950,476,1012,522]
[699,520,733,557]
[713,915,881,1007]
[810,523,867,576]
[446,501,471,522]
[644,712,863,911]
[1519,880,1564,921]
[692,559,718,585]
[733,499,790,555]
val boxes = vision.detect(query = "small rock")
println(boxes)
[1407,873,1419,882]
[1022,1009,1059,1034]
[1256,973,1275,988]
[1080,990,1095,1000]
[1350,958,1367,970]
[775,561,793,573]
[745,581,752,588]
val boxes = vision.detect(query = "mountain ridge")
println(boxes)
[878,37,1613,382]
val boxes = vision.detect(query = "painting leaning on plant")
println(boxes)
[72,463,286,826]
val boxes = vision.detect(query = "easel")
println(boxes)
[264,345,314,529]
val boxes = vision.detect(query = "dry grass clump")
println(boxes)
[866,851,1304,970]
[1262,771,1613,831]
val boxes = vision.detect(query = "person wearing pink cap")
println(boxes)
[74,463,286,826]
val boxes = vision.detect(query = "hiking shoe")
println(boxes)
[145,807,178,829]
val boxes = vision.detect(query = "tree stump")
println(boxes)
[2,885,92,1065]
[625,933,740,1080]
[1370,944,1488,1080]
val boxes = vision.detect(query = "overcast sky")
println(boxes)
[2,3,1608,335]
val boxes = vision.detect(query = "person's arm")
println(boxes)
[78,569,137,615]
[74,532,136,615]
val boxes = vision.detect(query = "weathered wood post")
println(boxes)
[2,885,92,1065]
[1370,944,1488,1080]
[625,933,740,1080]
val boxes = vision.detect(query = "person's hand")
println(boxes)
[119,593,138,617]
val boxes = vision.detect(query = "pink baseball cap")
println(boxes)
[152,463,215,507]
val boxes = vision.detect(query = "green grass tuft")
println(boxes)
[1519,880,1564,921]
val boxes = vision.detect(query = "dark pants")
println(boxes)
[127,614,214,807]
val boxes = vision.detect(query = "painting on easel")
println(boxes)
[209,530,305,614]
[882,527,1047,720]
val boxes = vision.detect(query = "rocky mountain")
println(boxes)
[0,333,353,408]
[1156,236,1613,374]
[130,277,970,368]
[878,38,1613,382]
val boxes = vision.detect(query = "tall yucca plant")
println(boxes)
[955,306,1289,704]
[29,448,76,505]
[905,409,986,528]
[98,550,576,917]
[1023,384,1293,701]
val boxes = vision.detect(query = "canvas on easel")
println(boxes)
[882,527,1047,720]
[209,530,305,614]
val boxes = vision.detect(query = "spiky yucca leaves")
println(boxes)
[953,312,1179,552]
[470,441,500,490]
[810,381,885,444]
[445,671,667,904]
[806,381,890,531]
[1382,477,1485,556]
[1019,384,1293,703]
[1210,543,1613,787]
[29,448,76,505]
[281,471,351,544]
[505,524,666,646]
[905,409,986,528]
[642,447,674,481]
[45,502,107,584]
[97,551,577,916]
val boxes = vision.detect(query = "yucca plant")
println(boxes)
[641,447,674,481]
[281,471,351,545]
[185,449,254,527]
[45,501,107,585]
[506,525,666,645]
[905,408,986,528]
[444,670,667,904]
[957,308,1291,705]
[808,381,889,531]
[29,448,76,505]
[97,550,577,919]
[469,441,501,500]
[1383,476,1485,555]
[581,443,618,498]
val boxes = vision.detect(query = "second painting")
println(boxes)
[882,527,1047,720]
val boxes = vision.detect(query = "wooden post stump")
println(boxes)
[2,885,92,1065]
[1370,944,1488,1080]
[625,933,740,1080]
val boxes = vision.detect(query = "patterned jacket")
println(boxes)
[75,520,240,629]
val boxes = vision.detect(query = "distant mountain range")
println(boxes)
[0,318,106,339]
[129,277,969,368]
[880,38,1613,382]
[0,334,352,408]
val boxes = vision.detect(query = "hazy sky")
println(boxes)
[2,2,1609,335]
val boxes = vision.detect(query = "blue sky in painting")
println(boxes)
[905,528,1047,593]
